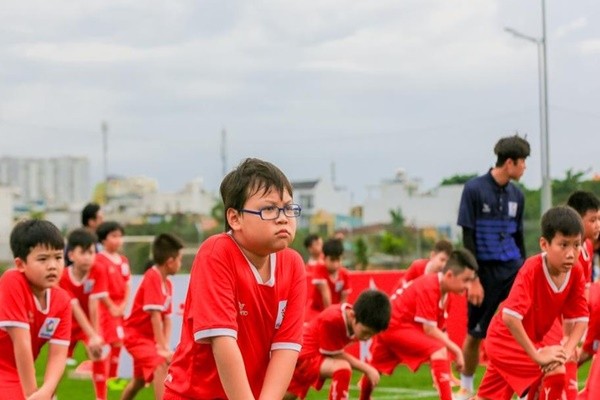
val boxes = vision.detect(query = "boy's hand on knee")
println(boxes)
[365,365,380,386]
[535,345,566,367]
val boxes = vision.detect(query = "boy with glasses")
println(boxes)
[164,158,307,400]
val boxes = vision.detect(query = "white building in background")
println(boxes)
[0,186,16,261]
[292,178,353,229]
[362,169,464,241]
[0,156,90,208]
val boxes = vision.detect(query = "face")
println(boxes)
[428,251,450,273]
[581,210,600,241]
[166,251,184,275]
[351,321,377,341]
[68,245,96,273]
[15,245,64,294]
[325,256,342,272]
[508,158,527,181]
[309,238,323,258]
[88,210,104,230]
[228,187,297,255]
[445,268,476,294]
[541,232,582,274]
[103,230,123,252]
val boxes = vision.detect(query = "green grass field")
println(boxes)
[37,344,591,399]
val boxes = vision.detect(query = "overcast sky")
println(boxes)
[1,0,599,203]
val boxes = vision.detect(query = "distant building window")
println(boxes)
[299,195,314,210]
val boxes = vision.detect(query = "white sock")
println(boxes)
[461,374,474,391]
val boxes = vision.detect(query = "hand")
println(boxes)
[365,365,380,386]
[535,345,567,367]
[453,350,465,373]
[26,387,52,400]
[541,361,562,374]
[467,279,484,306]
[86,334,105,361]
[157,347,174,364]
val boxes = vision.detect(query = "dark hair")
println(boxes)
[432,239,453,256]
[10,219,65,260]
[96,221,124,242]
[494,135,531,167]
[220,158,293,231]
[67,228,97,251]
[567,191,600,217]
[443,248,479,274]
[323,238,344,259]
[153,233,184,265]
[541,206,584,242]
[304,234,321,249]
[81,203,101,227]
[353,289,391,332]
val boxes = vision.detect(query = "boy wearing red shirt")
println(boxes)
[398,239,453,287]
[164,158,307,400]
[307,238,351,321]
[284,289,391,400]
[59,228,107,398]
[93,221,131,394]
[122,233,184,400]
[359,249,478,400]
[475,206,589,400]
[0,220,72,399]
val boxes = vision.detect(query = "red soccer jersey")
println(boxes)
[124,266,172,340]
[164,233,306,399]
[310,265,351,312]
[403,259,428,284]
[389,272,449,331]
[0,269,72,387]
[301,303,354,359]
[488,253,589,346]
[94,252,130,303]
[59,266,108,331]
[580,239,594,287]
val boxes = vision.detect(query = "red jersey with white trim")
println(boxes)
[389,273,449,330]
[59,265,108,329]
[164,233,306,399]
[403,259,428,284]
[488,253,588,346]
[124,266,172,340]
[301,303,353,359]
[94,252,130,303]
[580,239,594,286]
[310,265,351,312]
[0,269,72,386]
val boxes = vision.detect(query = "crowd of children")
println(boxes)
[1,153,600,400]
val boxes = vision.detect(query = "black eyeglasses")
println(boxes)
[240,204,302,220]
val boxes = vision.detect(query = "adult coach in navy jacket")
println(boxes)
[455,135,530,399]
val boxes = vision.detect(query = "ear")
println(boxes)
[539,236,549,252]
[227,208,242,231]
[14,257,26,272]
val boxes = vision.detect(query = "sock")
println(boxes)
[540,373,565,400]
[431,359,453,400]
[359,375,373,400]
[109,345,122,378]
[585,355,600,398]
[92,359,108,400]
[526,375,542,400]
[461,373,474,392]
[329,369,351,400]
[565,361,578,399]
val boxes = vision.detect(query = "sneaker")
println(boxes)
[107,378,129,391]
[65,357,77,367]
[453,387,475,400]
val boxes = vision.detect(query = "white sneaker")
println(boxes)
[453,387,474,400]
[65,358,77,366]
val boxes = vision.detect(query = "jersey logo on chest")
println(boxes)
[38,317,60,339]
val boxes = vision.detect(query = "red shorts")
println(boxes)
[584,283,600,354]
[0,383,25,400]
[370,325,445,374]
[124,335,167,383]
[287,355,326,399]
[101,315,124,344]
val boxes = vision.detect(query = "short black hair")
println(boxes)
[494,135,531,167]
[567,190,600,217]
[153,233,184,265]
[96,221,124,243]
[432,239,453,256]
[10,219,65,260]
[443,248,479,274]
[67,228,97,251]
[353,289,391,332]
[541,206,584,242]
[304,234,321,249]
[323,238,344,259]
[81,203,101,227]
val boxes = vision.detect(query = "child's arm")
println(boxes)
[6,327,37,397]
[259,349,298,400]
[71,301,103,357]
[212,336,255,399]
[422,324,464,370]
[89,297,101,333]
[502,312,567,366]
[316,282,332,308]
[562,320,588,359]
[149,311,171,360]
[337,351,380,385]
[115,281,131,316]
[340,290,349,304]
[27,342,68,400]
[163,315,172,348]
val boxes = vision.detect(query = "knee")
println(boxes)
[333,359,352,373]
[431,347,448,360]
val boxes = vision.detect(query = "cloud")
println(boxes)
[554,17,587,39]
[578,38,600,55]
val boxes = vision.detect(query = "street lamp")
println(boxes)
[504,0,552,214]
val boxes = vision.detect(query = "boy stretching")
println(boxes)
[164,158,307,400]
[475,206,589,400]
[398,239,453,288]
[359,249,478,400]
[285,289,391,400]
[0,220,72,399]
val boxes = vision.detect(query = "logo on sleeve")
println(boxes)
[38,317,60,339]
[239,302,248,316]
[275,300,287,329]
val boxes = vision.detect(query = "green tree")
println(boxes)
[353,237,369,270]
[441,174,477,186]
